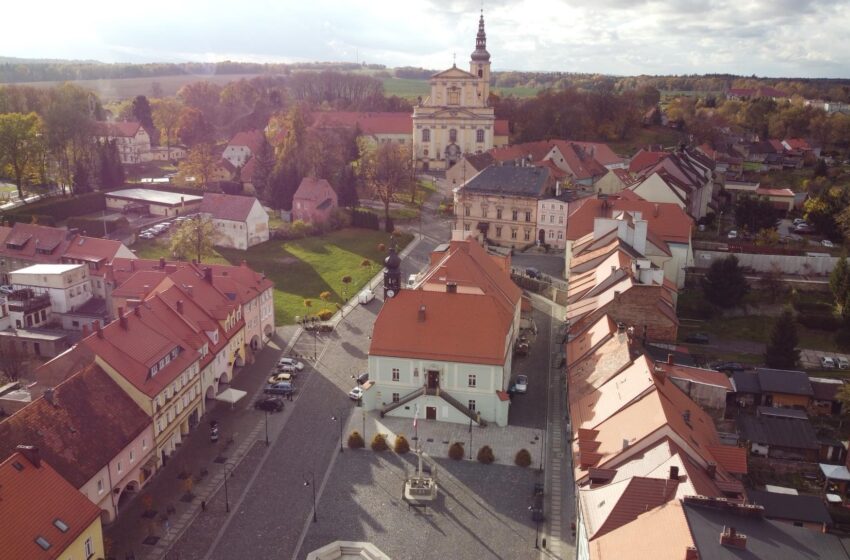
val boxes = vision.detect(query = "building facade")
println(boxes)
[199,193,270,249]
[412,13,496,170]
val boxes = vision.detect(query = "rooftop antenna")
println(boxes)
[453,52,456,67]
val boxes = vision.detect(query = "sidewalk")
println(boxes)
[106,326,299,560]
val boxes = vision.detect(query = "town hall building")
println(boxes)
[412,12,505,170]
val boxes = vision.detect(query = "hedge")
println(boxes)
[796,313,841,331]
[66,216,130,237]
[3,192,106,224]
[351,209,380,230]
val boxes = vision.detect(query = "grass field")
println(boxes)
[608,126,685,156]
[131,228,412,325]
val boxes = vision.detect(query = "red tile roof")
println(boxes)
[240,156,257,181]
[706,445,748,475]
[111,270,170,299]
[293,177,335,202]
[93,120,142,137]
[62,235,128,264]
[490,140,553,163]
[310,111,412,135]
[200,193,260,222]
[494,119,509,136]
[0,362,151,488]
[756,187,794,197]
[628,149,667,173]
[227,129,266,153]
[0,451,101,560]
[566,193,693,245]
[662,364,733,391]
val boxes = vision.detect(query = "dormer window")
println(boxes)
[150,363,159,377]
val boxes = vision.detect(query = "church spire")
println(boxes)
[471,10,490,62]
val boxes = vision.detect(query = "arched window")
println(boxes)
[449,129,458,143]
[422,128,430,142]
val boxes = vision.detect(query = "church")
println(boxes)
[412,12,508,171]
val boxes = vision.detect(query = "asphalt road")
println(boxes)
[507,306,551,430]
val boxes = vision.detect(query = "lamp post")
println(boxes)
[331,406,347,453]
[264,409,269,447]
[538,431,544,473]
[528,506,541,549]
[468,416,473,460]
[223,462,236,513]
[303,472,317,522]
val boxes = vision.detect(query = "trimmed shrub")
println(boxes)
[347,431,365,449]
[515,448,532,468]
[317,309,334,321]
[796,313,841,331]
[371,433,388,452]
[377,243,386,252]
[351,209,380,230]
[448,441,465,460]
[477,445,495,464]
[394,434,410,454]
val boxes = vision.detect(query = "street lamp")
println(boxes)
[537,432,544,473]
[528,506,541,549]
[264,409,269,447]
[223,462,236,513]
[303,472,317,522]
[331,406,347,453]
[468,416,473,460]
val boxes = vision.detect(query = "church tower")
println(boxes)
[470,11,491,102]
[383,246,401,299]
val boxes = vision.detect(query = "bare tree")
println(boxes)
[358,140,415,232]
[0,338,25,381]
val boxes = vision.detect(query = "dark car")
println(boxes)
[254,396,284,412]
[356,372,369,385]
[685,332,710,344]
[711,361,748,372]
[526,267,542,279]
[264,382,295,395]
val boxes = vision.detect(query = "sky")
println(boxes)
[5,0,850,78]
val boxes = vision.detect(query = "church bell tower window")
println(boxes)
[478,65,483,78]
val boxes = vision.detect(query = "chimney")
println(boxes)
[446,282,457,293]
[118,306,127,329]
[204,267,213,284]
[95,320,103,338]
[684,547,699,560]
[177,300,184,314]
[159,257,165,269]
[82,324,89,337]
[622,438,630,450]
[187,285,193,296]
[707,462,717,479]
[667,353,674,365]
[134,305,141,317]
[418,305,426,322]
[682,410,691,425]
[654,203,659,217]
[720,527,747,549]
[130,260,135,271]
[669,465,679,480]
[16,445,41,467]
[43,388,55,406]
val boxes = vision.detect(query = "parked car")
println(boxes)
[526,267,542,279]
[793,218,806,225]
[356,372,369,385]
[254,396,284,412]
[139,232,156,240]
[264,382,295,395]
[267,372,294,384]
[838,357,850,370]
[727,230,738,240]
[358,289,375,304]
[685,332,710,344]
[0,285,14,295]
[277,357,304,371]
[822,239,835,248]
[515,374,529,394]
[711,361,748,372]
[348,386,364,401]
[276,364,299,374]
[821,356,837,369]
[795,223,814,233]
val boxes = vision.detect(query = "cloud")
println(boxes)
[3,0,850,77]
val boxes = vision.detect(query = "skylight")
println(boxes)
[53,519,69,532]
[35,536,51,550]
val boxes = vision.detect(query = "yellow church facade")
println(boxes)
[412,13,505,171]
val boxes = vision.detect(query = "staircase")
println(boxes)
[381,386,426,416]
[429,387,487,427]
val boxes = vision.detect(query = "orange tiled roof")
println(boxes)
[628,149,667,173]
[0,362,151,488]
[706,445,748,475]
[370,290,512,365]
[310,111,412,135]
[62,236,128,264]
[227,129,266,153]
[0,451,101,560]
[662,364,734,391]
[200,193,260,222]
[566,193,693,245]
[93,120,142,137]
[589,499,694,560]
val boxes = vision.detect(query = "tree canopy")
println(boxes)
[764,308,800,369]
[169,216,220,263]
[701,255,749,308]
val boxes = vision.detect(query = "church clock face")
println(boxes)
[386,289,396,298]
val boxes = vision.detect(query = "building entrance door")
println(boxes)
[426,406,437,420]
[427,370,440,389]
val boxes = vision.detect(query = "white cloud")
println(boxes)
[4,0,850,77]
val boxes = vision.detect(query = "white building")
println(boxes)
[93,121,152,164]
[222,130,266,168]
[536,195,570,249]
[199,193,269,250]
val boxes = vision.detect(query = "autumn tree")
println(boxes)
[177,81,222,125]
[358,140,415,232]
[0,112,44,200]
[0,338,25,381]
[177,106,215,147]
[132,95,156,142]
[152,98,183,159]
[170,216,220,263]
[42,84,100,192]
[177,144,218,189]
[250,137,275,199]
[98,139,125,188]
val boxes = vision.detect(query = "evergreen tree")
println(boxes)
[337,163,359,210]
[72,159,91,194]
[132,95,156,143]
[98,139,125,188]
[764,308,800,369]
[251,138,275,200]
[701,255,749,308]
[830,254,849,309]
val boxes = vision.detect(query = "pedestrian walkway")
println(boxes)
[106,326,300,560]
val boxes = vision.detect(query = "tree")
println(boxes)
[177,144,218,189]
[735,195,777,233]
[358,140,415,232]
[152,98,183,159]
[177,81,222,124]
[169,216,219,263]
[831,254,850,310]
[98,139,125,188]
[337,163,359,210]
[758,264,786,303]
[702,255,749,308]
[177,106,214,147]
[72,159,92,194]
[0,338,25,381]
[42,84,99,193]
[250,137,275,200]
[132,95,156,142]
[764,309,800,369]
[0,112,44,200]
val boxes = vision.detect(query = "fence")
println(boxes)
[694,250,838,276]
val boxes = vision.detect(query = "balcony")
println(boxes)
[7,291,51,313]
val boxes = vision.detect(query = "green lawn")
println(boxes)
[758,168,814,192]
[381,78,430,99]
[131,228,412,325]
[679,314,842,354]
[608,126,685,157]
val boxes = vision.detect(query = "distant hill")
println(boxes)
[0,55,104,65]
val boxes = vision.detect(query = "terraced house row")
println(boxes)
[0,258,273,539]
